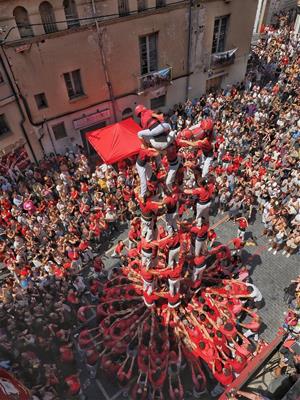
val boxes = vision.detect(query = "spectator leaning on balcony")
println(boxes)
[135,105,176,151]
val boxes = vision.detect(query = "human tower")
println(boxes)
[77,107,263,399]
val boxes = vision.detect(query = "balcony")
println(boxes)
[211,48,237,68]
[138,66,172,94]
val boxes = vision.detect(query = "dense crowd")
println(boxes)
[0,12,299,400]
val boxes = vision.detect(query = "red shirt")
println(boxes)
[191,224,209,240]
[141,109,156,129]
[60,346,74,363]
[191,184,214,203]
[65,375,80,395]
[139,198,159,215]
[238,218,248,230]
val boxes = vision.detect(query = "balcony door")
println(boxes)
[139,33,158,75]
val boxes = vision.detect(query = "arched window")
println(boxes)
[39,1,58,34]
[63,0,80,28]
[122,107,133,119]
[13,6,34,38]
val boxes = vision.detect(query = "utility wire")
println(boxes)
[1,0,186,32]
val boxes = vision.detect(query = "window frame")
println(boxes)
[212,15,230,54]
[139,32,158,75]
[63,0,80,28]
[13,6,34,38]
[39,1,58,35]
[52,121,67,140]
[34,93,48,110]
[137,0,147,12]
[118,0,129,17]
[0,114,11,136]
[63,69,84,100]
[156,0,166,8]
[150,94,166,109]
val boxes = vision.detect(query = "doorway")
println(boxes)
[206,75,223,93]
[80,121,107,156]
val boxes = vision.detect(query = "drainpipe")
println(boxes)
[44,120,57,155]
[0,47,38,163]
[185,0,193,100]
[91,0,118,122]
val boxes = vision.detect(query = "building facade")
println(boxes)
[0,0,258,158]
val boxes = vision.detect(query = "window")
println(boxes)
[52,122,67,140]
[156,0,165,8]
[122,107,133,119]
[63,69,84,99]
[35,93,48,109]
[39,1,58,34]
[150,95,165,109]
[13,6,34,38]
[63,0,80,28]
[0,115,10,136]
[212,15,229,54]
[139,33,158,75]
[118,0,129,16]
[137,0,147,12]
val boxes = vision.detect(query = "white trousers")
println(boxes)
[199,154,213,177]
[136,162,152,197]
[168,278,180,295]
[165,212,178,235]
[141,218,154,241]
[192,265,206,282]
[196,202,211,223]
[195,239,207,257]
[166,158,181,189]
[142,278,154,294]
[238,228,246,241]
[168,246,180,268]
[141,249,153,269]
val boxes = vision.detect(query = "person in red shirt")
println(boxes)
[163,189,179,235]
[111,240,126,257]
[128,223,139,249]
[65,374,81,396]
[135,105,175,151]
[191,222,209,256]
[236,216,248,241]
[137,191,163,242]
[184,178,214,224]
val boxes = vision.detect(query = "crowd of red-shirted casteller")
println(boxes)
[0,11,299,400]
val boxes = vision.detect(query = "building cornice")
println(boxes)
[3,1,189,48]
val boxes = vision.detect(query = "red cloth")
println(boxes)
[87,118,141,164]
[0,369,30,399]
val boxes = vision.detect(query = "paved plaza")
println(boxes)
[82,213,299,400]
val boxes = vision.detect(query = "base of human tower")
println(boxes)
[77,244,265,400]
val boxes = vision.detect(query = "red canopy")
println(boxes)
[86,118,141,164]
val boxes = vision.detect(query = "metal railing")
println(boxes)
[210,48,237,68]
[138,66,172,92]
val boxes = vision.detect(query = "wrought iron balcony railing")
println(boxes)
[211,48,237,68]
[138,66,172,93]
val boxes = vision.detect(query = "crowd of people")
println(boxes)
[0,11,298,400]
